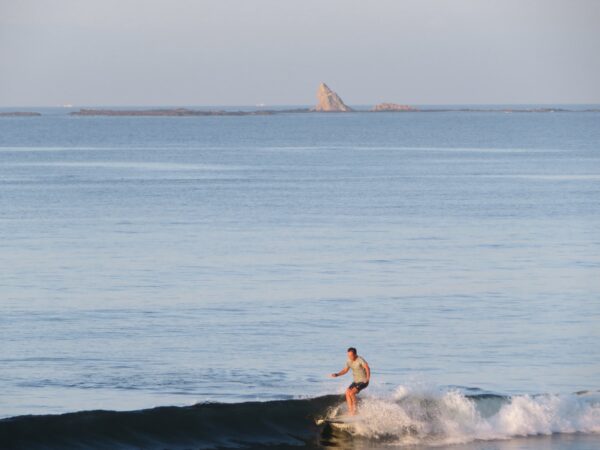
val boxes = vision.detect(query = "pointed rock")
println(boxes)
[313,83,352,112]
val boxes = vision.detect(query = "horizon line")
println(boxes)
[2,102,600,109]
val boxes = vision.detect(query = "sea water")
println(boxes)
[0,109,599,448]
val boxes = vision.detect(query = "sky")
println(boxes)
[1,0,599,107]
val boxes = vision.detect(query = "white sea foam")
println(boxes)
[334,385,600,446]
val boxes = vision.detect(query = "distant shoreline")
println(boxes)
[71,107,600,117]
[0,111,42,117]
[71,107,310,117]
[1,107,599,117]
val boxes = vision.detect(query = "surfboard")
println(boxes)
[315,415,360,430]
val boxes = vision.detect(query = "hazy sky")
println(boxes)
[1,0,599,106]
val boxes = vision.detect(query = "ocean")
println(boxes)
[1,108,599,449]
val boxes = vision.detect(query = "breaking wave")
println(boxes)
[323,385,600,446]
[1,386,599,449]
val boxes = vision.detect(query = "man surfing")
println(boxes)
[330,347,370,415]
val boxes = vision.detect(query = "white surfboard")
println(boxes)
[315,415,360,430]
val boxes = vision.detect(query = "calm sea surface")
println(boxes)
[1,109,599,448]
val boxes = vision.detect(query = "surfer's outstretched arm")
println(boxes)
[330,367,349,378]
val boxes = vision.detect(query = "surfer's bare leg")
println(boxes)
[345,387,359,415]
[345,388,352,413]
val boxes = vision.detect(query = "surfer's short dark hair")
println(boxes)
[347,347,357,354]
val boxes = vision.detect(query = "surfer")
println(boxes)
[330,347,370,415]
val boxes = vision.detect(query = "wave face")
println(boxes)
[0,395,338,450]
[1,388,599,449]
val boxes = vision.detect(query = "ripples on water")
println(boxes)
[0,111,599,448]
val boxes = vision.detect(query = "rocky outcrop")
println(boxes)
[313,83,352,112]
[372,103,417,112]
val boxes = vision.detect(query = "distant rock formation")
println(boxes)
[371,103,417,112]
[313,83,352,112]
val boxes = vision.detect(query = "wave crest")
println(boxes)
[331,386,600,446]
